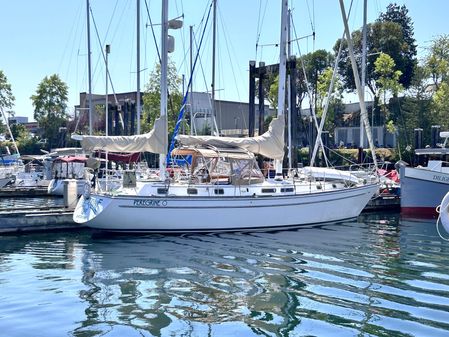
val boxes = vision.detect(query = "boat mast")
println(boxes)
[360,0,367,148]
[86,0,93,135]
[275,0,288,177]
[287,8,292,171]
[159,0,168,180]
[105,45,110,136]
[0,109,19,156]
[339,0,377,169]
[189,25,194,135]
[105,44,110,191]
[211,0,217,135]
[136,0,141,134]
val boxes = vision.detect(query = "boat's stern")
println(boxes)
[73,194,109,224]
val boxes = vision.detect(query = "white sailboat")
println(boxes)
[72,0,378,233]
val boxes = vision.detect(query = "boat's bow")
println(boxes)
[73,194,110,224]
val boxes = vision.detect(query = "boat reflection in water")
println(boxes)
[70,213,449,336]
[1,213,449,336]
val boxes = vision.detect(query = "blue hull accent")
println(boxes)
[400,166,449,209]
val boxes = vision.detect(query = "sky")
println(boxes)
[1,0,448,122]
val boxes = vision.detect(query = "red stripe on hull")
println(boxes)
[401,207,438,219]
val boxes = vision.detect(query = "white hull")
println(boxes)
[74,183,378,233]
[0,176,13,188]
[47,179,87,196]
[14,172,50,188]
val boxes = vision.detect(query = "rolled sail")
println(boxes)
[177,117,285,160]
[73,116,167,154]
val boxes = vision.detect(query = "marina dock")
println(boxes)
[0,206,79,234]
[0,186,53,198]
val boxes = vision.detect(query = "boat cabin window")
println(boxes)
[52,160,85,179]
[214,188,224,195]
[186,150,263,185]
[187,188,198,195]
[230,158,264,185]
[157,187,169,194]
[191,156,214,183]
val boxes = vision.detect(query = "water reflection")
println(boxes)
[0,196,63,209]
[0,213,449,336]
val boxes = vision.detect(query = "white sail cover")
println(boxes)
[75,116,167,154]
[177,117,285,160]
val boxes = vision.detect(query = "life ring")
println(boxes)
[436,191,449,240]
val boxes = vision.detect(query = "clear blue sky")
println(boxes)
[1,0,448,122]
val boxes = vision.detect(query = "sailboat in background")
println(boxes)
[71,0,378,233]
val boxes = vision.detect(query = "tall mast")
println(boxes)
[189,25,194,135]
[136,0,141,134]
[339,0,377,169]
[105,44,110,191]
[287,8,292,171]
[211,0,217,132]
[86,0,93,135]
[360,0,367,148]
[159,0,168,180]
[275,0,288,176]
[105,45,110,136]
[0,109,19,156]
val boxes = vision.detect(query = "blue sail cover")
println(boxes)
[166,3,212,167]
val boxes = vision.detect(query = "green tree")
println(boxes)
[336,3,417,99]
[375,53,403,103]
[142,60,183,135]
[374,53,403,137]
[431,82,449,129]
[30,74,69,150]
[267,74,279,110]
[0,70,15,134]
[377,3,417,87]
[423,35,449,129]
[258,50,334,112]
[10,123,27,141]
[425,34,449,90]
[336,21,408,94]
[389,65,433,156]
[316,67,344,133]
[10,123,41,154]
[298,50,334,111]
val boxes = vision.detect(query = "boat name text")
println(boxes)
[433,175,449,183]
[133,199,168,207]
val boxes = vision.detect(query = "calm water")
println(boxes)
[0,196,64,209]
[0,212,449,337]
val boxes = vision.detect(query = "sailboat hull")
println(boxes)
[74,183,378,233]
[400,166,449,217]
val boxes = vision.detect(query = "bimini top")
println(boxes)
[172,146,255,160]
[72,116,167,154]
[177,117,285,160]
[53,156,88,163]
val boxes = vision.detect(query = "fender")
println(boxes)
[437,191,449,239]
